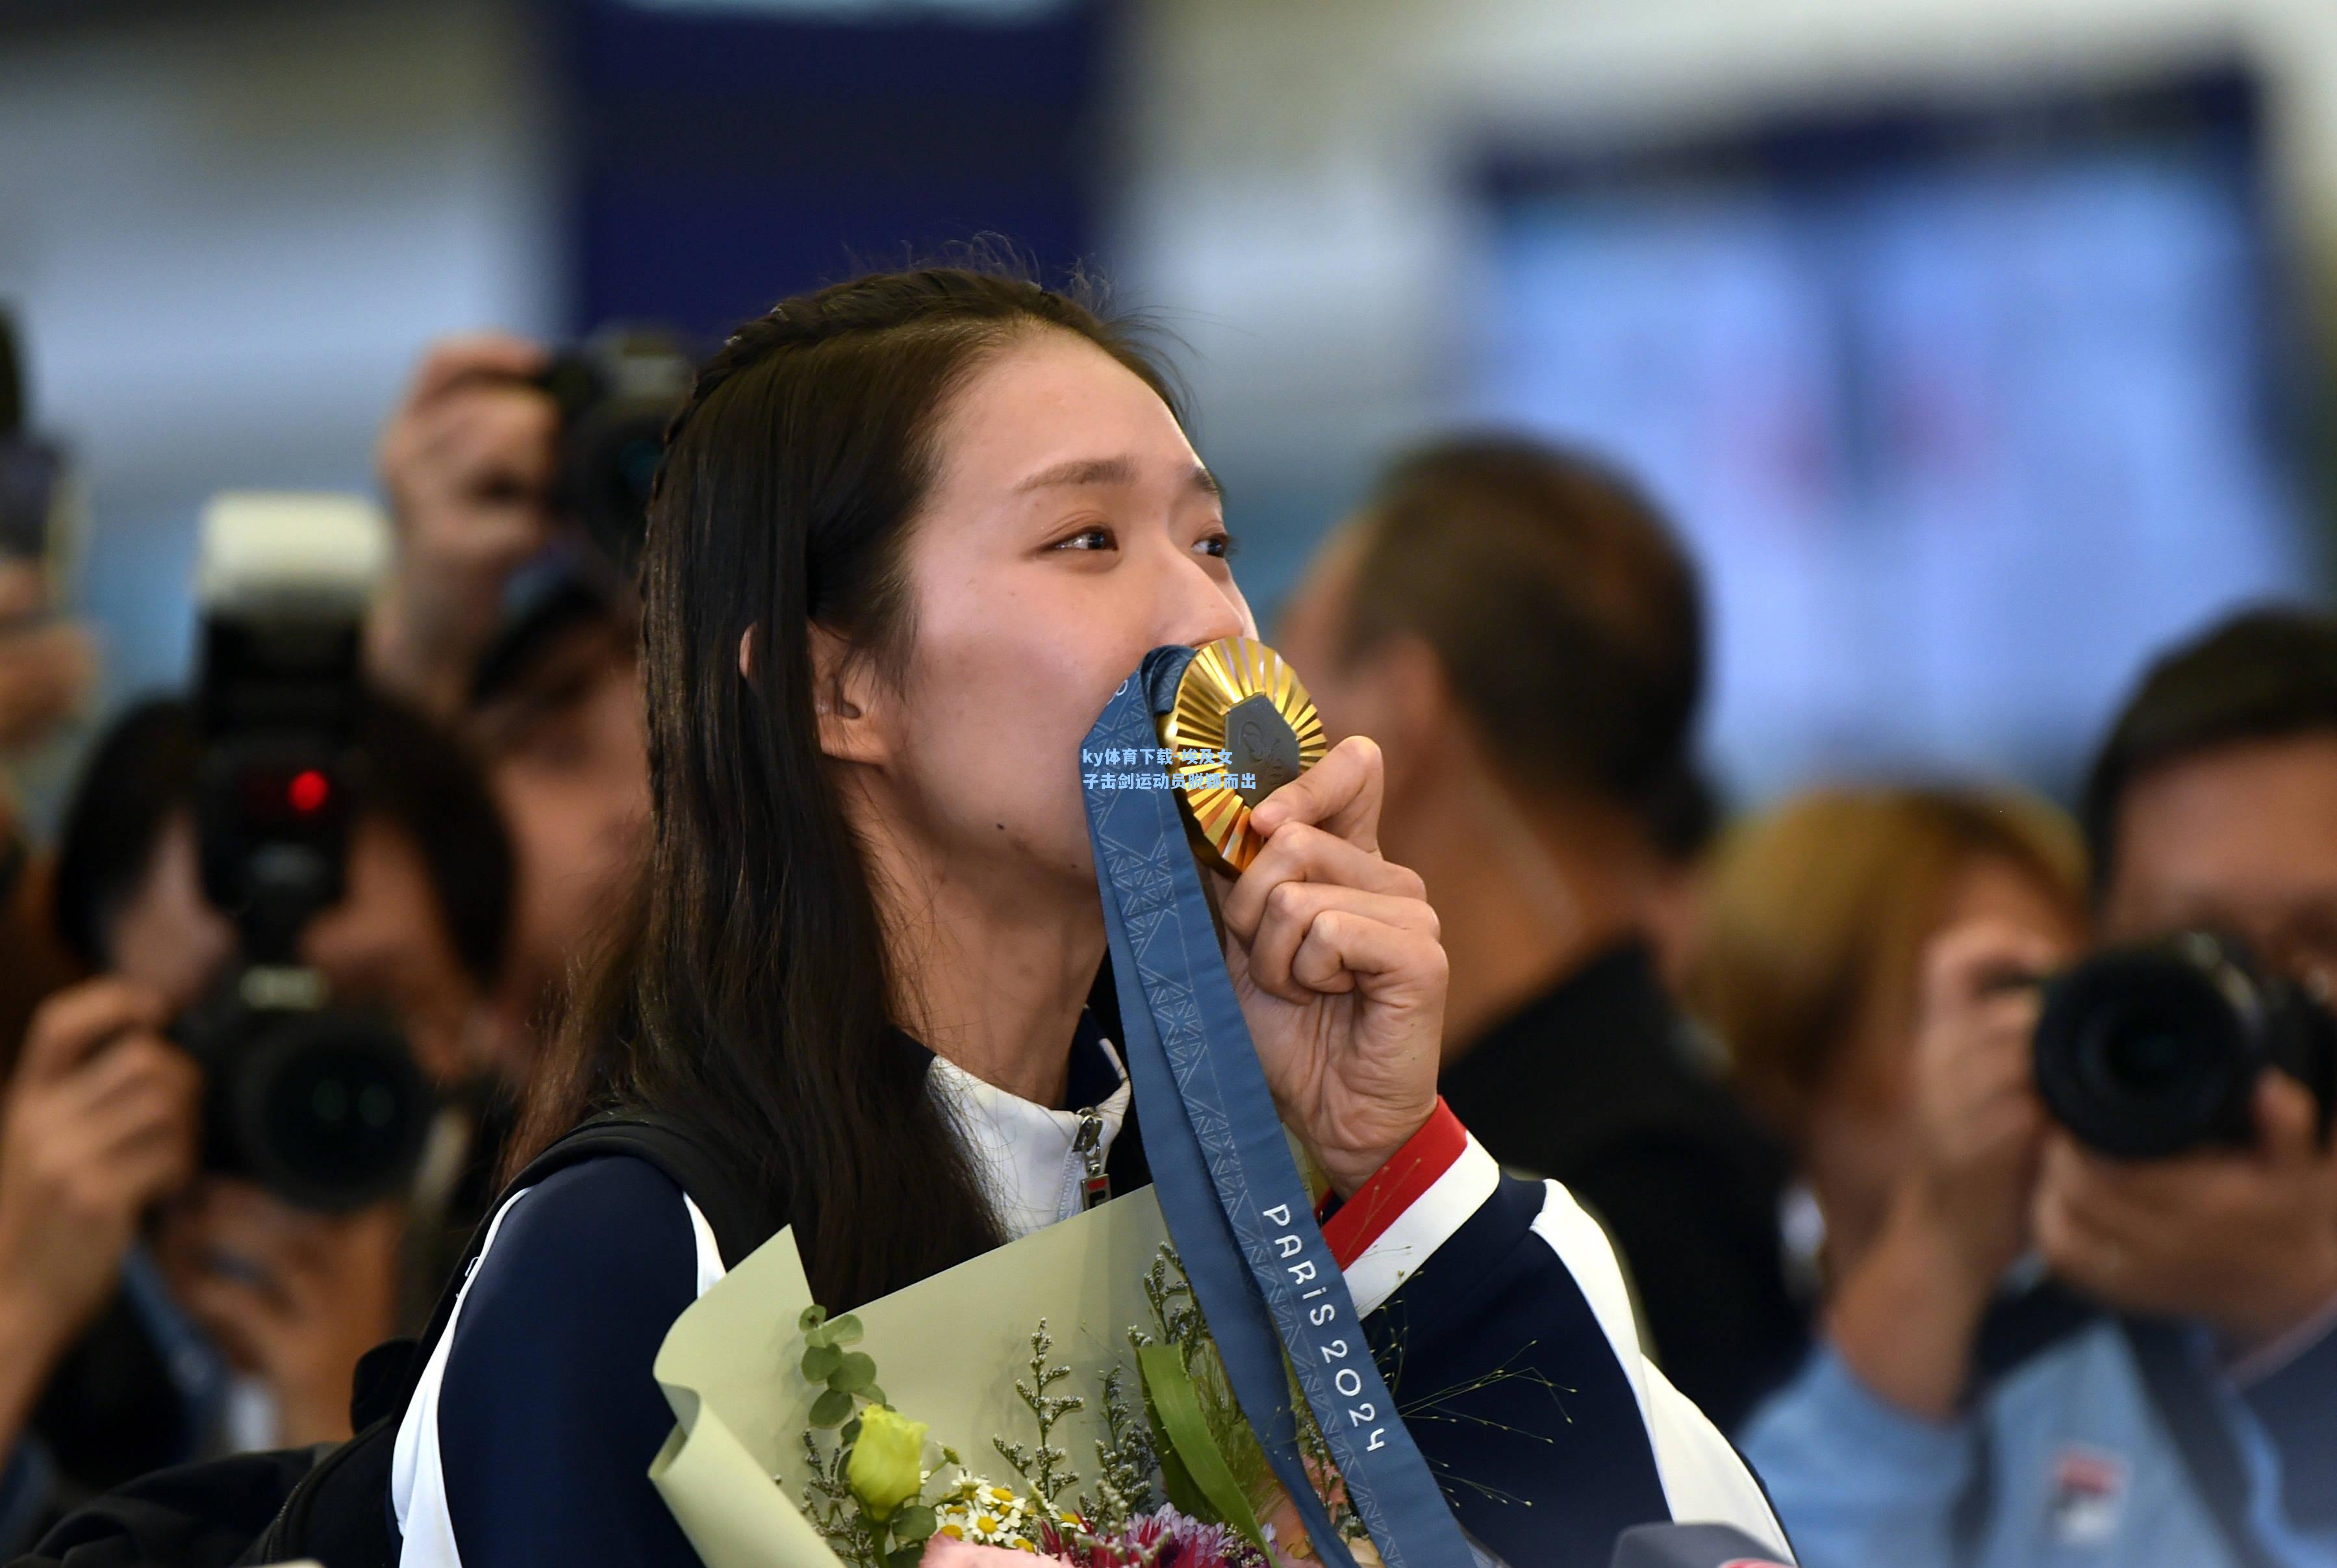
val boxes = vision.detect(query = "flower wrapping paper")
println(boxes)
[649,1188,1176,1568]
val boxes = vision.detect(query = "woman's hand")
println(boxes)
[1213,736,1445,1198]
[1897,922,2060,1289]
[1826,920,2060,1420]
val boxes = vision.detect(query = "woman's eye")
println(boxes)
[1052,526,1116,552]
[1197,532,1240,561]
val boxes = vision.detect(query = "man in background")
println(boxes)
[1274,433,1805,1432]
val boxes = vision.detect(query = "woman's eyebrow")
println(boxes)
[1014,456,1223,499]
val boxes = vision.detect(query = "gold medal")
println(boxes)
[1154,636,1328,876]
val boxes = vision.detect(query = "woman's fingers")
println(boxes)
[1219,819,1424,946]
[1244,883,1440,1002]
[1287,905,1449,1013]
[1246,735,1385,853]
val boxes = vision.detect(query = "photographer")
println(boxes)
[367,335,650,1043]
[1736,609,2337,1568]
[0,692,514,1554]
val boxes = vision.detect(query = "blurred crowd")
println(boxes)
[0,318,2332,1568]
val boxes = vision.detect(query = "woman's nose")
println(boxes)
[1157,562,1250,653]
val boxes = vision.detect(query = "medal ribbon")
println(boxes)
[1080,645,1476,1568]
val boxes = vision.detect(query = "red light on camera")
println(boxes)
[288,769,331,815]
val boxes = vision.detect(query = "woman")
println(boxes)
[1686,787,2104,1565]
[1687,786,2088,1283]
[389,266,1784,1568]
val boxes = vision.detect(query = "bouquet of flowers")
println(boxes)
[648,1189,1384,1568]
[787,1246,1376,1568]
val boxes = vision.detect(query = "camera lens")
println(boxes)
[219,1007,432,1211]
[2034,938,2260,1159]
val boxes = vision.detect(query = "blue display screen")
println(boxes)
[1467,76,2320,799]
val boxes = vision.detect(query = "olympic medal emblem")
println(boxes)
[1154,636,1328,876]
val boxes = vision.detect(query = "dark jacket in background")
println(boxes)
[1439,939,1809,1434]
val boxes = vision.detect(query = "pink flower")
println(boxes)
[1036,1505,1274,1568]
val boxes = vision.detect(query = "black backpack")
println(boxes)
[13,1111,766,1568]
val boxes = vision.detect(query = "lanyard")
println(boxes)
[1080,646,1476,1568]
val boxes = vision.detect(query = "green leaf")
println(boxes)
[798,1305,828,1333]
[825,1313,865,1346]
[809,1387,857,1428]
[887,1548,924,1568]
[830,1351,878,1393]
[1137,1344,1269,1553]
[863,1385,886,1408]
[892,1506,937,1543]
[1147,1398,1213,1527]
[802,1342,844,1381]
[840,1415,863,1447]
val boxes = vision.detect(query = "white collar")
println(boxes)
[927,1034,1132,1241]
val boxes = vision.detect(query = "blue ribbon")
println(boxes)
[1080,646,1474,1568]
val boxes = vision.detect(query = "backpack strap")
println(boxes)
[358,1108,769,1433]
[2121,1316,2282,1568]
[512,1108,769,1268]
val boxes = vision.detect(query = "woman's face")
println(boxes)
[844,329,1254,892]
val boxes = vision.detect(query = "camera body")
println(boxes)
[534,327,695,575]
[181,494,431,1210]
[2033,929,2337,1159]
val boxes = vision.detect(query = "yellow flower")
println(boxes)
[845,1407,928,1521]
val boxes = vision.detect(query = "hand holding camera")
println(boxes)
[369,335,559,715]
[368,328,690,717]
[0,980,198,1371]
[1827,921,2067,1419]
[1836,916,2337,1415]
[2033,1072,2337,1354]
[1899,922,2061,1291]
[155,1177,403,1447]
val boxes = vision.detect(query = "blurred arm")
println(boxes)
[1736,1345,1975,1568]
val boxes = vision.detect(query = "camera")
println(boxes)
[534,326,696,575]
[179,494,433,1211]
[2033,929,2337,1159]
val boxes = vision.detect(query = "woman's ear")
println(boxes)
[805,622,889,767]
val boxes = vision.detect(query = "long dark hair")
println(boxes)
[514,264,1181,1308]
